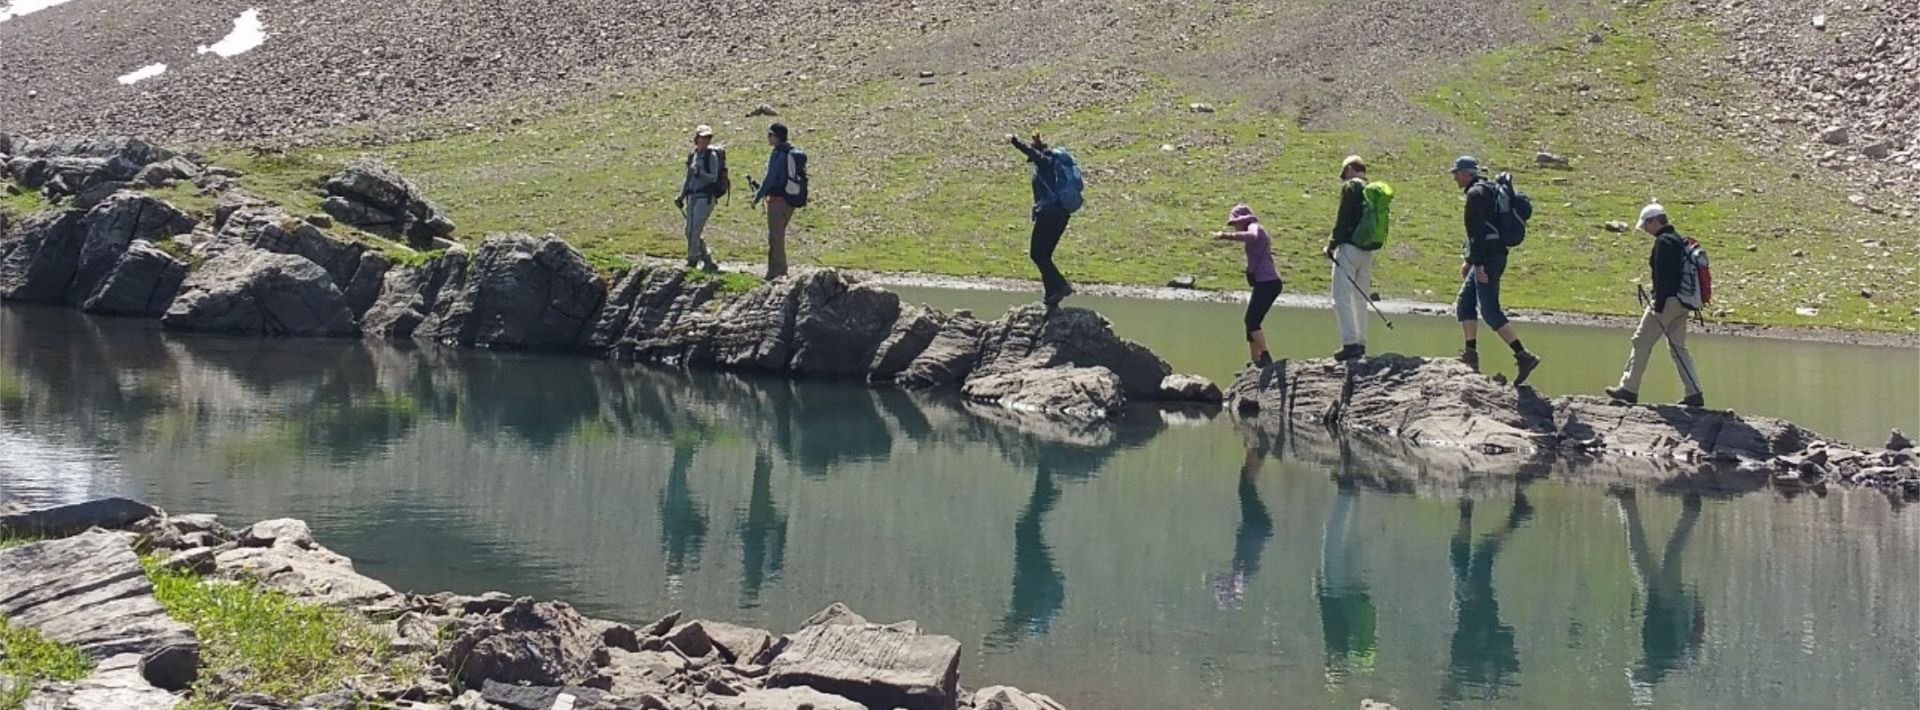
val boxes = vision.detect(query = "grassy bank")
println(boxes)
[79,3,1900,334]
[0,619,92,709]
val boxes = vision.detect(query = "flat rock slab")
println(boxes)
[20,653,181,709]
[766,623,961,710]
[0,497,157,536]
[0,532,200,676]
[699,621,773,664]
[712,687,864,710]
[215,545,397,607]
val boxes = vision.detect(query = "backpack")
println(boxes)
[1351,179,1394,250]
[690,148,731,199]
[1676,237,1712,310]
[1489,172,1532,248]
[1048,148,1085,214]
[781,148,809,208]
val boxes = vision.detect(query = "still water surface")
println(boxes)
[2,298,1917,709]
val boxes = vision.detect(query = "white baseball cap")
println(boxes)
[694,124,715,137]
[1637,203,1666,228]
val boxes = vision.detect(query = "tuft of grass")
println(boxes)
[0,182,51,218]
[384,246,446,268]
[1,618,95,709]
[143,558,417,709]
[686,269,763,296]
[138,182,220,218]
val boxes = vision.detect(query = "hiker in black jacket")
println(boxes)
[1450,156,1541,385]
[1009,133,1075,307]
[1606,204,1705,407]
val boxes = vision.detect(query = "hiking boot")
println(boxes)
[700,258,721,274]
[1605,387,1639,405]
[1513,351,1542,386]
[1679,393,1706,408]
[1459,349,1481,373]
[1255,352,1274,369]
[1332,344,1365,362]
[1045,283,1076,307]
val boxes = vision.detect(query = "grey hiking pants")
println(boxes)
[684,195,715,264]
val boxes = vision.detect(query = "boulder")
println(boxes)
[478,680,617,710]
[17,136,173,178]
[132,157,204,187]
[1890,429,1914,451]
[788,272,902,377]
[360,248,468,340]
[971,305,1172,400]
[416,234,605,349]
[1230,355,1556,454]
[712,687,864,710]
[18,653,182,709]
[896,311,989,389]
[1535,151,1572,168]
[439,599,603,689]
[80,241,188,318]
[963,366,1127,421]
[974,686,1069,710]
[663,621,715,658]
[341,251,393,318]
[214,544,398,607]
[764,623,962,710]
[0,498,158,536]
[1157,374,1223,403]
[213,190,273,230]
[598,648,684,697]
[867,306,942,380]
[229,210,371,290]
[66,192,196,306]
[321,158,456,248]
[238,518,316,549]
[700,621,774,664]
[162,248,360,337]
[0,532,201,688]
[0,210,87,303]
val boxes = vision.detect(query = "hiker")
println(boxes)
[1606,204,1707,407]
[1325,155,1380,361]
[1211,204,1283,368]
[1008,133,1085,309]
[1449,156,1542,384]
[750,123,808,279]
[673,124,724,273]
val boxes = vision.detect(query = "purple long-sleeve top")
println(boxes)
[1217,222,1281,284]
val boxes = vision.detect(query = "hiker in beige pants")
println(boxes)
[1608,203,1706,407]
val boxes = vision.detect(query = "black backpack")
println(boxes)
[1489,172,1532,248]
[690,148,730,199]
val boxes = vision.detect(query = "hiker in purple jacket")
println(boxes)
[1212,204,1284,368]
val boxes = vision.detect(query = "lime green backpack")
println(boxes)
[1352,180,1394,250]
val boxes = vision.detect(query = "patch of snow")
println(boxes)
[117,63,167,85]
[197,8,266,58]
[0,0,81,23]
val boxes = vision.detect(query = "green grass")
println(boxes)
[0,182,50,217]
[138,181,221,217]
[1,618,94,709]
[189,2,1916,333]
[685,269,764,295]
[143,558,416,709]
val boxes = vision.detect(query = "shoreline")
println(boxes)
[0,498,1068,710]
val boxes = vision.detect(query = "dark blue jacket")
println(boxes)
[755,143,794,202]
[1462,180,1508,265]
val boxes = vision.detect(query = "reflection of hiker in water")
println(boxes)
[1614,490,1706,689]
[1213,445,1275,609]
[987,461,1066,650]
[1317,438,1378,685]
[1441,489,1534,702]
[737,450,788,607]
[658,439,709,580]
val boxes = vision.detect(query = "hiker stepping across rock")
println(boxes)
[1325,155,1391,362]
[674,124,725,273]
[1606,203,1708,408]
[1449,156,1542,385]
[1008,133,1085,310]
[750,122,808,280]
[1210,204,1284,368]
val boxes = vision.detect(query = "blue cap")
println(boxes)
[1449,155,1480,174]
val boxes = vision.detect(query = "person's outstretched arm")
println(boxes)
[1008,134,1048,164]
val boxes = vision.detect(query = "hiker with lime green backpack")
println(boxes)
[1323,155,1392,361]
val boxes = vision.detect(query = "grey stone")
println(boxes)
[764,623,962,710]
[1890,429,1914,451]
[642,610,683,638]
[712,687,864,710]
[664,621,715,658]
[158,547,216,575]
[700,621,774,664]
[322,158,456,248]
[162,248,360,337]
[66,192,196,306]
[131,157,203,187]
[232,211,370,290]
[1604,221,1631,233]
[439,599,603,689]
[0,210,87,303]
[0,532,200,666]
[213,190,273,230]
[214,544,398,607]
[478,680,616,710]
[590,266,723,361]
[361,248,469,340]
[0,497,158,536]
[789,273,902,377]
[1157,374,1223,403]
[868,306,943,380]
[238,518,315,548]
[81,241,188,318]
[416,234,605,349]
[138,643,200,691]
[1535,151,1571,168]
[971,305,1172,401]
[799,603,868,629]
[1820,125,1849,145]
[974,686,1069,710]
[896,312,988,389]
[18,653,181,709]
[963,366,1127,421]
[1166,275,1197,289]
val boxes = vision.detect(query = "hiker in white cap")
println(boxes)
[674,124,724,273]
[1606,203,1707,407]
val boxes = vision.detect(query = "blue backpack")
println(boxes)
[1047,149,1084,214]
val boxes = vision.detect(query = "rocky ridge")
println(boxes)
[0,133,1216,421]
[1230,354,1919,500]
[0,498,1070,710]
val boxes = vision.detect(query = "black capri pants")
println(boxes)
[1246,279,1284,339]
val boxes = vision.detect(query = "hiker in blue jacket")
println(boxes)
[1450,156,1542,385]
[1009,133,1077,308]
[751,123,806,279]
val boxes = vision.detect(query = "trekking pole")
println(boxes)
[1634,285,1704,399]
[1334,254,1394,330]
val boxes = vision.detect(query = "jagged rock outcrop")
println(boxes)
[1232,354,1919,498]
[973,305,1173,401]
[440,599,603,690]
[589,265,723,362]
[0,210,86,302]
[65,192,195,307]
[162,248,360,337]
[360,247,469,340]
[80,241,189,318]
[321,158,456,248]
[415,233,605,349]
